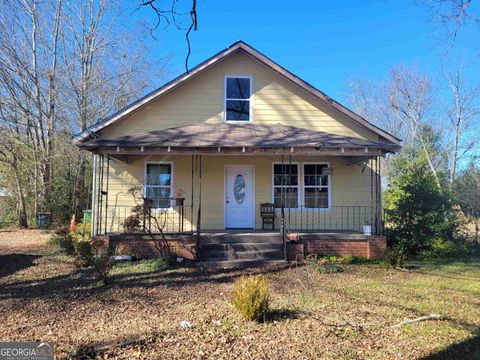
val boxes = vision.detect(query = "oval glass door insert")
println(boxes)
[234,175,246,204]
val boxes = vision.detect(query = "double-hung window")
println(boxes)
[225,76,251,122]
[145,163,172,209]
[273,164,298,208]
[304,164,330,208]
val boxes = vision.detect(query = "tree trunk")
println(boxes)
[74,154,86,219]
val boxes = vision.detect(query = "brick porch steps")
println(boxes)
[198,231,285,264]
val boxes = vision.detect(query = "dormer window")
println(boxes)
[225,76,251,122]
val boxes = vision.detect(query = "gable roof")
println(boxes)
[73,41,401,145]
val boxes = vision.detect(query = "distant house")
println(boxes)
[73,41,401,265]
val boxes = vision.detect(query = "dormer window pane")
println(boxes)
[225,76,251,122]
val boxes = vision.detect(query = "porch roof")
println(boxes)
[79,123,401,153]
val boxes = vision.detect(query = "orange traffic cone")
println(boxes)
[69,214,76,233]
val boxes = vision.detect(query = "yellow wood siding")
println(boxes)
[98,155,375,232]
[99,51,378,141]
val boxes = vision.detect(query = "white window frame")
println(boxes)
[144,161,174,210]
[271,161,332,210]
[271,162,301,209]
[303,162,332,210]
[224,75,253,123]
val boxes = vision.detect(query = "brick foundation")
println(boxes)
[93,234,197,260]
[301,235,387,259]
[367,236,387,259]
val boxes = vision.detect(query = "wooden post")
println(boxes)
[369,156,375,231]
[191,154,194,237]
[104,156,110,235]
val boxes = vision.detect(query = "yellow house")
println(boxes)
[74,41,401,265]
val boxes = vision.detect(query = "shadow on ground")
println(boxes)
[420,328,480,359]
[0,262,290,301]
[0,254,42,277]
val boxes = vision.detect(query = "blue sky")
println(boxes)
[130,0,479,104]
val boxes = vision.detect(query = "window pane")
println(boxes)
[274,164,298,175]
[226,100,250,121]
[304,164,328,186]
[146,187,171,208]
[274,187,298,208]
[226,77,250,99]
[146,164,171,186]
[304,188,328,208]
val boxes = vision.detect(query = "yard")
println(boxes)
[0,230,479,359]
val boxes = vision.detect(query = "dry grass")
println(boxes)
[0,230,479,359]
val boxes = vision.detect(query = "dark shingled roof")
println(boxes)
[79,123,400,151]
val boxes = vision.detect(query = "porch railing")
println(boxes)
[96,198,195,235]
[282,205,375,234]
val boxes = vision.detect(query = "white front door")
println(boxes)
[225,165,254,228]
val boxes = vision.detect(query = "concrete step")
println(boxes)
[196,259,286,269]
[198,242,283,252]
[200,232,281,244]
[198,249,284,261]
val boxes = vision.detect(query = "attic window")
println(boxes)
[225,76,251,122]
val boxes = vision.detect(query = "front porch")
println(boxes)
[84,123,394,263]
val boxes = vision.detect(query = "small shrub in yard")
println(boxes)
[231,275,270,322]
[48,228,76,255]
[92,254,113,286]
[385,246,407,268]
[74,240,95,268]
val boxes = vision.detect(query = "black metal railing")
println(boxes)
[99,197,196,235]
[282,205,375,234]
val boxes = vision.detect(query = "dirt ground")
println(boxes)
[0,229,479,359]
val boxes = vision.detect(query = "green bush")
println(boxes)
[231,275,270,322]
[341,255,372,264]
[72,222,91,241]
[384,246,407,268]
[421,238,469,260]
[74,240,95,268]
[384,151,458,255]
[48,228,76,255]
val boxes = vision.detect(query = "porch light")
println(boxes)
[340,147,345,153]
[116,146,120,152]
[141,146,144,152]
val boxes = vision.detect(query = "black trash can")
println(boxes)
[37,212,51,229]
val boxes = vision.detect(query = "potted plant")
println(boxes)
[175,189,185,207]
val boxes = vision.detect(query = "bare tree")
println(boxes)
[443,67,480,186]
[0,0,63,225]
[61,0,156,218]
[388,66,443,188]
[422,0,477,44]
